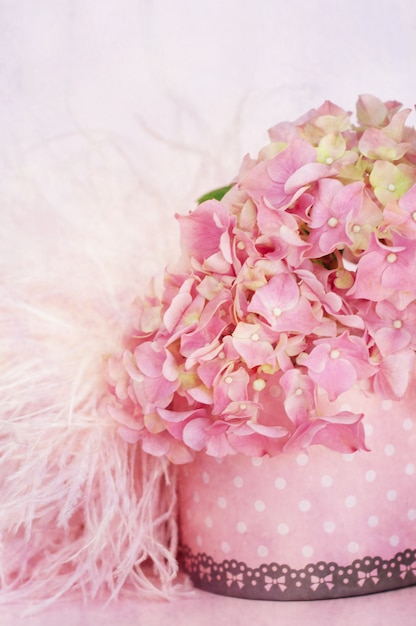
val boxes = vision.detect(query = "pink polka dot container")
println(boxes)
[177,384,416,600]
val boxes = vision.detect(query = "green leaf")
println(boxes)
[197,184,233,204]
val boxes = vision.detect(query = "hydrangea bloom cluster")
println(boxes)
[107,95,416,463]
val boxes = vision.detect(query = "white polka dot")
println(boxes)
[202,472,210,484]
[196,535,202,547]
[365,470,376,482]
[321,475,333,487]
[387,490,397,501]
[364,423,374,437]
[302,545,314,558]
[299,499,311,512]
[345,496,357,508]
[296,453,309,466]
[255,500,266,512]
[348,541,359,554]
[236,521,247,533]
[233,476,244,488]
[218,497,227,509]
[274,477,287,490]
[257,545,269,558]
[390,535,400,547]
[405,463,415,476]
[385,444,395,456]
[324,521,336,533]
[193,491,200,503]
[382,399,393,411]
[368,515,379,528]
[204,516,213,528]
[342,454,354,463]
[277,523,290,535]
[408,509,416,521]
[403,418,414,431]
[221,541,230,554]
[252,457,263,467]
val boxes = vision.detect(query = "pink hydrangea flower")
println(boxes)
[307,179,364,256]
[349,233,416,303]
[303,333,376,401]
[107,95,416,463]
[247,271,325,336]
[366,300,416,356]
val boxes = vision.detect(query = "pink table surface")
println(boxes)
[2,586,416,626]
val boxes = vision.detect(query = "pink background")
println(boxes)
[2,0,416,623]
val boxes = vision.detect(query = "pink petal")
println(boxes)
[176,199,233,263]
[285,411,367,453]
[182,417,211,451]
[358,127,410,160]
[285,162,333,194]
[373,349,416,399]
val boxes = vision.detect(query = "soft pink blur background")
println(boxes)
[1,1,416,623]
[2,0,416,280]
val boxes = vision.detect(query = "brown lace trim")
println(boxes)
[179,545,416,600]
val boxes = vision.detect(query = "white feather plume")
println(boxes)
[0,134,197,608]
